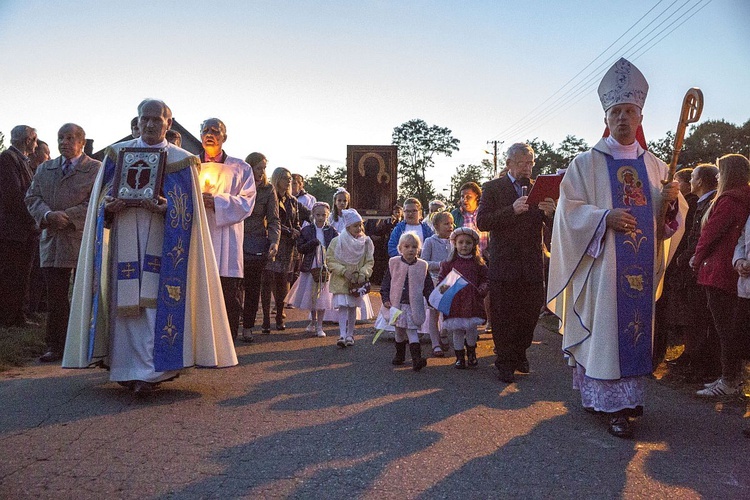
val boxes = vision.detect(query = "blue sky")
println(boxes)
[1,0,748,191]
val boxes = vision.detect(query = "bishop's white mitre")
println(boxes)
[598,57,649,111]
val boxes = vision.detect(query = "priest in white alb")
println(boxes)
[547,58,687,439]
[198,118,256,338]
[63,99,237,393]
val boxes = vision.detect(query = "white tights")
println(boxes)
[395,326,420,344]
[310,309,325,329]
[338,307,356,339]
[452,326,478,351]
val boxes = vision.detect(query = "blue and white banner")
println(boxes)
[428,269,468,316]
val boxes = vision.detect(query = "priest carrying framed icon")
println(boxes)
[113,148,167,205]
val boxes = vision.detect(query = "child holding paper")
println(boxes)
[380,232,434,371]
[437,227,488,369]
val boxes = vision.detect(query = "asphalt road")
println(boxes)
[2,298,749,499]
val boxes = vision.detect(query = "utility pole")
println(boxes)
[485,140,504,178]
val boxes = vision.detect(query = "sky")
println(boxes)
[1,0,748,194]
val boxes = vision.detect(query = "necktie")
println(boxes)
[62,159,72,176]
[514,180,522,197]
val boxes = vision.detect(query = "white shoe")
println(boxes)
[337,337,346,348]
[316,330,326,337]
[345,336,354,346]
[703,378,722,388]
[305,322,316,333]
[696,378,738,397]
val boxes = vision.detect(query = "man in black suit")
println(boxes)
[0,125,39,327]
[477,143,556,383]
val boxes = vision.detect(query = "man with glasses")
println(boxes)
[477,143,556,383]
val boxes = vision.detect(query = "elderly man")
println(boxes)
[547,58,685,438]
[477,143,556,383]
[63,100,236,393]
[25,124,101,362]
[199,118,256,338]
[0,125,39,327]
[387,198,434,257]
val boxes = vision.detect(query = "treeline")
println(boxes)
[306,118,750,211]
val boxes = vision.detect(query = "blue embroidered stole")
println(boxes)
[88,150,195,372]
[605,153,655,377]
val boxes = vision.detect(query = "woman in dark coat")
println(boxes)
[691,154,750,396]
[261,167,301,332]
[242,153,280,342]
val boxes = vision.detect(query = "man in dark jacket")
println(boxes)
[0,125,39,327]
[477,143,556,383]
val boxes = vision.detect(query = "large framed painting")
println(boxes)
[347,145,398,217]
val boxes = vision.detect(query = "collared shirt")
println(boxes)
[698,190,716,204]
[201,150,227,163]
[9,145,30,163]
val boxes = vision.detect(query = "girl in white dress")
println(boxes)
[285,203,338,337]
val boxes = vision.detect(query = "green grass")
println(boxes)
[0,322,46,372]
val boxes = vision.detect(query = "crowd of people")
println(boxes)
[2,58,750,440]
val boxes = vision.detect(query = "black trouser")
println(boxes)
[43,267,74,353]
[0,236,36,327]
[242,258,267,329]
[705,286,741,381]
[220,276,244,339]
[490,280,545,370]
[261,270,289,326]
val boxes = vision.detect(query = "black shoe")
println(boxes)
[608,417,633,439]
[261,324,271,334]
[409,343,427,372]
[392,341,407,365]
[497,366,515,383]
[454,349,466,369]
[466,346,478,368]
[132,380,159,393]
[39,351,62,363]
[241,334,254,343]
[276,322,285,331]
[517,358,530,374]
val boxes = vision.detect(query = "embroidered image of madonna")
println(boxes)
[617,166,647,207]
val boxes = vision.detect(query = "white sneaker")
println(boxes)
[703,377,722,388]
[337,337,346,348]
[305,322,316,333]
[345,336,354,346]
[696,378,738,397]
[316,330,326,338]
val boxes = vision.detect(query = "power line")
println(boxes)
[492,0,710,145]
[496,0,697,142]
[498,0,713,146]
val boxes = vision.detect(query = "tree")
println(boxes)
[558,135,589,165]
[647,119,750,168]
[392,119,460,208]
[305,164,347,204]
[525,138,564,177]
[647,130,675,164]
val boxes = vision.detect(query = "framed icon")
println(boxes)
[113,148,167,206]
[347,145,398,217]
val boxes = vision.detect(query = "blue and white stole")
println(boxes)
[605,152,655,377]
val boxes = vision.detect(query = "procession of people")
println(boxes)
[3,58,750,439]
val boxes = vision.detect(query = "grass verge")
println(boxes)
[0,322,46,372]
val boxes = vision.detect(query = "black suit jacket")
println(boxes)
[476,175,550,282]
[0,147,37,241]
